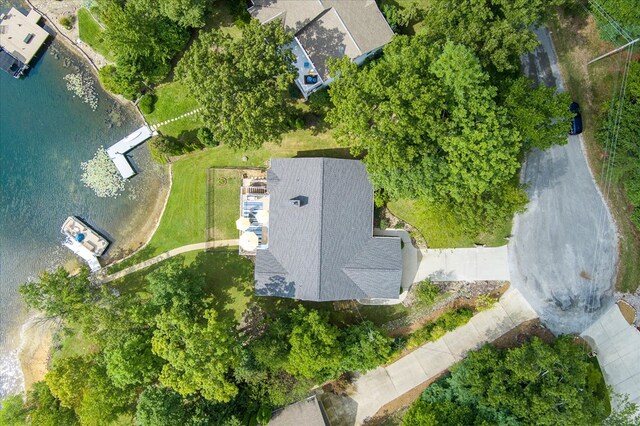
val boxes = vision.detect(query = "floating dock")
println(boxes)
[61,216,109,272]
[106,126,153,179]
[0,8,49,78]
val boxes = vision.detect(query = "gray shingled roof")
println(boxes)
[255,158,402,301]
[250,0,394,78]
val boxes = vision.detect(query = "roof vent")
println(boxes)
[289,198,301,207]
[289,195,308,207]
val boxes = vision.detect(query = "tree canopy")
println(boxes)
[177,21,296,149]
[403,337,610,425]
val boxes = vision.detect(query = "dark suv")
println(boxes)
[569,102,583,135]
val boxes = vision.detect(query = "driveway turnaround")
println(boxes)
[350,288,538,424]
[581,304,640,411]
[415,246,510,282]
[509,27,617,334]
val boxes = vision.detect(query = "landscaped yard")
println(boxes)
[77,8,114,61]
[550,8,640,293]
[388,199,512,248]
[107,130,347,272]
[143,81,202,139]
[207,168,244,241]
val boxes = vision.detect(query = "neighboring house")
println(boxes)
[249,0,394,98]
[268,395,329,426]
[254,158,402,301]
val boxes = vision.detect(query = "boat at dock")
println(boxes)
[61,216,109,272]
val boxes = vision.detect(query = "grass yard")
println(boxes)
[388,199,512,248]
[208,168,244,241]
[143,81,202,139]
[77,8,114,61]
[551,8,640,293]
[107,130,347,272]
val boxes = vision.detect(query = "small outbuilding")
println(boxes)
[0,8,49,77]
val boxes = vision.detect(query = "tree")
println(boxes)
[152,306,240,402]
[285,307,342,381]
[591,0,640,41]
[341,322,393,373]
[159,0,209,28]
[603,394,640,426]
[503,77,573,151]
[422,0,564,72]
[177,21,296,150]
[328,39,527,233]
[103,329,163,389]
[19,267,95,322]
[81,148,126,198]
[146,256,205,309]
[135,386,188,426]
[0,394,27,426]
[23,382,79,426]
[404,337,610,425]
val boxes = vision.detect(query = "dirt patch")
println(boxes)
[18,317,57,391]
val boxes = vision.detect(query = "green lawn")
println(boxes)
[77,8,114,61]
[388,199,512,248]
[107,130,347,273]
[209,168,243,241]
[143,81,202,139]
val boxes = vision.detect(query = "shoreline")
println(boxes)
[17,315,56,392]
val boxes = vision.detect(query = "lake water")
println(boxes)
[0,4,167,397]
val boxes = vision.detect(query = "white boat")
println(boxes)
[60,216,109,271]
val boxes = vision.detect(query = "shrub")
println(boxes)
[475,294,498,312]
[59,16,74,30]
[381,3,421,32]
[308,89,332,116]
[414,281,440,306]
[406,308,473,349]
[197,127,217,146]
[138,93,157,114]
[294,117,305,129]
[98,65,142,100]
[149,136,182,160]
[379,218,390,230]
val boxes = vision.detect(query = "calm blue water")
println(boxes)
[0,6,167,396]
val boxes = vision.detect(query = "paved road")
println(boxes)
[416,246,510,282]
[509,27,617,334]
[350,288,538,424]
[101,240,239,283]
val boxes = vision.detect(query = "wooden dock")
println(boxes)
[106,126,154,179]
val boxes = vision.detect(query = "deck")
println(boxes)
[106,125,153,179]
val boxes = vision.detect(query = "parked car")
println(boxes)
[569,102,583,135]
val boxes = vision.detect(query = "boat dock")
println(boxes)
[0,8,49,78]
[107,125,154,179]
[61,216,110,272]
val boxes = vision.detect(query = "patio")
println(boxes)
[238,176,269,255]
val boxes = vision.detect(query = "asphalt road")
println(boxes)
[508,27,618,335]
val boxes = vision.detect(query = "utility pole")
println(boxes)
[588,38,639,64]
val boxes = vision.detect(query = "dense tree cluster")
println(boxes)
[95,0,210,98]
[177,21,296,149]
[328,38,571,233]
[591,0,640,41]
[403,337,611,425]
[598,61,640,229]
[10,257,394,424]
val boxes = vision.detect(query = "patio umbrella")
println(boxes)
[236,217,251,231]
[255,210,269,224]
[239,231,259,251]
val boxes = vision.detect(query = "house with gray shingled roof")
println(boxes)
[254,158,402,301]
[249,0,394,98]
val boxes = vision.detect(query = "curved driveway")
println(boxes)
[509,28,618,334]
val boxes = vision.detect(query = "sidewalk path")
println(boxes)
[350,287,537,424]
[416,246,510,282]
[101,240,238,283]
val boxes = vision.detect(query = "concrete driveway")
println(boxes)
[350,288,538,424]
[509,27,618,334]
[581,304,640,412]
[416,246,510,282]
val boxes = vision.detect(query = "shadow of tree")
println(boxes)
[255,274,296,298]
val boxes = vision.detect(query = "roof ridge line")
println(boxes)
[330,6,362,54]
[316,158,326,300]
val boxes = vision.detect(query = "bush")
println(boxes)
[414,281,440,306]
[406,308,473,349]
[475,294,498,312]
[59,16,74,30]
[138,93,157,114]
[308,89,332,116]
[197,127,218,146]
[379,218,390,230]
[381,3,421,32]
[98,65,142,100]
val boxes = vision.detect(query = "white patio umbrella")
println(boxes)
[239,231,259,251]
[255,209,269,224]
[236,217,251,231]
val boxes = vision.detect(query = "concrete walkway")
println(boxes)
[101,239,238,283]
[581,304,640,412]
[415,246,510,282]
[350,287,537,424]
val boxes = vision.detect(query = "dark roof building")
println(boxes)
[255,158,402,301]
[268,395,329,426]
